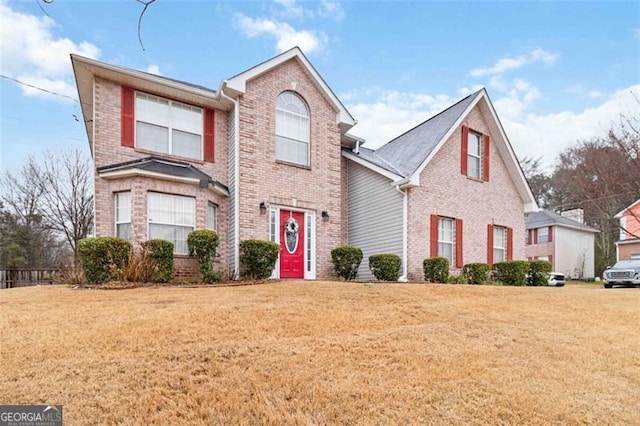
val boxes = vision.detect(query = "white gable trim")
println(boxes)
[615,198,640,218]
[342,151,403,182]
[224,47,356,129]
[410,89,538,213]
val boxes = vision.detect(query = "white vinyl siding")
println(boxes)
[347,162,403,280]
[493,226,507,263]
[147,192,195,255]
[135,92,203,160]
[115,191,131,240]
[467,131,482,179]
[275,92,310,166]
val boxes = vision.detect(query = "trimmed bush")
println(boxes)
[493,260,529,286]
[527,260,552,286]
[141,239,174,283]
[331,246,363,281]
[423,257,449,283]
[462,263,490,285]
[187,230,220,283]
[77,237,131,284]
[240,239,280,280]
[369,253,402,281]
[447,274,468,284]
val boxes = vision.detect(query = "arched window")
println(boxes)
[275,91,310,166]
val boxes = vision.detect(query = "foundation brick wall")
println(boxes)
[235,58,343,279]
[406,104,526,281]
[92,77,229,279]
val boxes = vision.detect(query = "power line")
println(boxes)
[1,74,79,103]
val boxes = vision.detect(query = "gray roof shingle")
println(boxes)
[371,89,482,177]
[526,210,599,233]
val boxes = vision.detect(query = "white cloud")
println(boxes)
[274,0,310,20]
[0,1,100,102]
[146,64,162,75]
[470,48,557,78]
[234,13,327,53]
[318,0,345,21]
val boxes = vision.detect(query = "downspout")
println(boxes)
[394,184,408,282]
[92,76,97,237]
[219,89,240,279]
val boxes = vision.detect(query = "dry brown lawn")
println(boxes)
[1,281,639,425]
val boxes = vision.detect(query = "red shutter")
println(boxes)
[430,214,439,257]
[483,134,490,181]
[203,108,215,162]
[534,228,539,244]
[455,218,463,268]
[121,86,135,148]
[487,224,494,267]
[548,226,553,243]
[461,125,469,175]
[507,227,514,261]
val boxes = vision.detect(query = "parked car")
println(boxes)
[547,272,565,287]
[602,259,640,288]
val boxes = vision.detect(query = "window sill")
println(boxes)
[276,160,311,170]
[133,148,208,165]
[465,175,485,183]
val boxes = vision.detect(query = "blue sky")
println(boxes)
[1,0,639,173]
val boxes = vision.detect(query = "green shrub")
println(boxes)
[187,230,220,283]
[462,263,490,285]
[493,260,529,286]
[331,246,363,281]
[527,260,552,286]
[141,239,174,283]
[447,274,468,284]
[240,239,280,280]
[423,257,449,283]
[369,253,402,281]
[77,237,131,284]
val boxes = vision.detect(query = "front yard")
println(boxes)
[1,281,638,424]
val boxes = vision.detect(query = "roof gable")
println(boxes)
[224,47,355,130]
[615,198,640,218]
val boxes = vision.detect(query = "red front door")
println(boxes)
[279,210,305,278]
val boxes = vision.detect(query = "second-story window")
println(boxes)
[467,131,482,179]
[135,92,203,160]
[537,227,549,244]
[275,91,310,166]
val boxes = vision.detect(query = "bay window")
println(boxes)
[115,191,131,240]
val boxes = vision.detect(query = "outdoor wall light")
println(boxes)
[322,210,329,221]
[259,202,267,214]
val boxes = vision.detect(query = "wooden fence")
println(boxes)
[0,269,57,289]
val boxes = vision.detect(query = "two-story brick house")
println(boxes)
[615,198,640,261]
[72,47,537,281]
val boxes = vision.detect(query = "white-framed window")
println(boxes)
[537,227,549,244]
[115,191,131,240]
[207,203,217,232]
[275,91,310,166]
[147,192,195,255]
[493,226,507,263]
[438,217,455,265]
[135,92,203,160]
[467,131,482,179]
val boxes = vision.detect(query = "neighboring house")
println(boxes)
[343,89,537,280]
[73,47,356,280]
[614,199,640,261]
[524,209,598,279]
[72,47,536,281]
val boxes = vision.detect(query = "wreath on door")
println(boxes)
[285,217,299,236]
